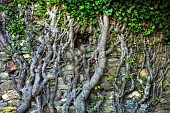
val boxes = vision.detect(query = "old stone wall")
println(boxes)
[0,49,170,113]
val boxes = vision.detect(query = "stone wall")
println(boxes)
[0,50,170,113]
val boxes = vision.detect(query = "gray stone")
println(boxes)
[62,70,73,77]
[58,77,65,85]
[0,80,13,91]
[66,49,81,58]
[8,99,21,106]
[0,106,16,112]
[100,77,112,90]
[64,64,74,71]
[125,98,136,104]
[74,49,81,56]
[139,104,148,111]
[66,51,72,58]
[2,90,20,101]
[107,57,119,63]
[147,108,156,112]
[0,61,5,72]
[58,85,69,90]
[106,59,118,68]
[30,110,38,113]
[65,75,72,83]
[110,52,120,57]
[62,64,74,77]
[0,101,8,107]
[128,91,141,99]
[0,91,5,99]
[23,53,31,58]
[103,100,114,106]
[80,74,84,82]
[120,67,126,75]
[54,100,63,106]
[55,105,75,113]
[102,106,116,113]
[37,36,45,44]
[0,72,8,80]
[0,52,10,61]
[116,47,122,53]
[154,110,168,113]
[124,104,136,109]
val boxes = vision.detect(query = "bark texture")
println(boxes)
[0,3,170,113]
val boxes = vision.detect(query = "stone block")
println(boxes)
[107,58,119,63]
[65,75,72,83]
[30,110,38,113]
[100,77,112,90]
[0,80,13,91]
[58,85,69,90]
[63,70,73,77]
[0,101,8,107]
[66,51,72,59]
[58,77,65,85]
[0,61,5,72]
[140,69,148,78]
[0,106,16,112]
[106,58,119,68]
[64,64,74,71]
[128,91,141,99]
[55,105,75,113]
[80,74,84,82]
[2,90,20,101]
[0,52,10,61]
[102,106,116,113]
[0,72,8,80]
[8,99,21,106]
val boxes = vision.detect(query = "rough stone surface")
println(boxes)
[8,99,21,106]
[0,101,8,107]
[0,80,13,91]
[0,52,11,61]
[2,90,20,101]
[0,72,8,80]
[0,61,6,72]
[128,91,141,99]
[140,68,148,78]
[0,49,169,113]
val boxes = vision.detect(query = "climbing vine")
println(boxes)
[0,0,170,113]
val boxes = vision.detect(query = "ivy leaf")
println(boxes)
[95,1,100,5]
[140,7,146,12]
[118,16,122,21]
[158,23,163,29]
[79,5,84,10]
[151,25,155,29]
[123,17,127,21]
[154,4,158,9]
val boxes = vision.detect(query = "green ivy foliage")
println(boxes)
[56,0,170,38]
[1,0,170,41]
[2,2,25,38]
[1,0,48,37]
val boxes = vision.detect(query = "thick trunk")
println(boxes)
[13,86,32,113]
[74,14,109,113]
